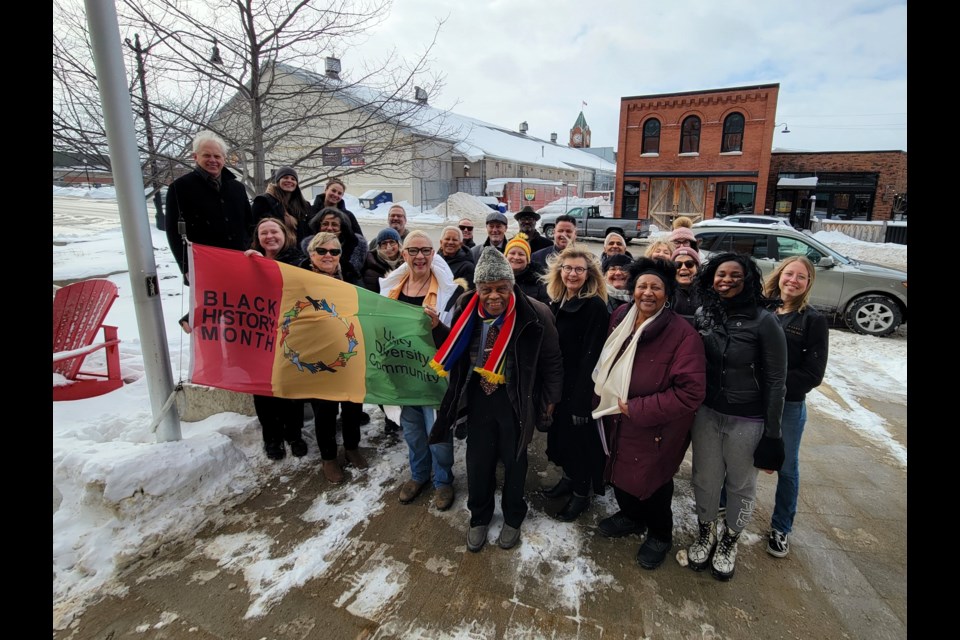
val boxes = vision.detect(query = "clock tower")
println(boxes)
[570,110,591,148]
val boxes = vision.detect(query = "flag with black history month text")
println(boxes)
[187,244,446,405]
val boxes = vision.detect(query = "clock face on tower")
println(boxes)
[573,132,583,144]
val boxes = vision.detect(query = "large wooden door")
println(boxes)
[649,178,706,229]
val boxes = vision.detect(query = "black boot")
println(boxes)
[554,493,590,522]
[264,441,285,460]
[541,476,573,500]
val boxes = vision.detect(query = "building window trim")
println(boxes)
[721,113,745,153]
[680,116,701,154]
[642,118,661,155]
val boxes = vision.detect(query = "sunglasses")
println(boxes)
[458,225,474,231]
[314,248,342,256]
[674,260,697,269]
[404,247,434,256]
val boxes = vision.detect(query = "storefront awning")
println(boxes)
[777,177,818,188]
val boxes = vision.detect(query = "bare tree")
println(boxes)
[54,0,456,198]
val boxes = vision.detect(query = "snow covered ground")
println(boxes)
[52,191,907,630]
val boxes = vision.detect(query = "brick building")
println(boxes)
[615,84,780,229]
[766,150,907,226]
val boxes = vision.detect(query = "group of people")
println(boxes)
[166,131,829,581]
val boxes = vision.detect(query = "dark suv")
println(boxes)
[693,224,907,337]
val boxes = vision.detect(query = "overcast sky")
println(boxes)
[355,0,906,152]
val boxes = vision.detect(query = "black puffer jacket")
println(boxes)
[165,167,253,278]
[515,263,549,304]
[441,247,476,289]
[671,285,701,326]
[696,298,787,439]
[430,287,563,457]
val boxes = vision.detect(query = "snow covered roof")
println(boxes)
[278,64,617,174]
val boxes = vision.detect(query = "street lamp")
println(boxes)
[774,122,790,134]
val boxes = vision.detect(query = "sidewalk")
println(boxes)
[55,389,906,640]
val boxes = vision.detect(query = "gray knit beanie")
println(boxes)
[474,247,515,284]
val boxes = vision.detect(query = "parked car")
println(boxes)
[694,215,792,228]
[693,224,907,337]
[537,205,651,243]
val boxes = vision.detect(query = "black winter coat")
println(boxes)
[360,250,399,293]
[696,299,787,439]
[525,230,553,253]
[273,245,306,267]
[550,295,610,418]
[310,196,363,236]
[777,307,829,402]
[297,256,362,286]
[671,285,701,326]
[441,248,476,289]
[165,167,253,278]
[430,287,563,457]
[514,263,550,304]
[252,190,312,243]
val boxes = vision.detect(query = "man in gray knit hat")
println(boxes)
[429,247,563,552]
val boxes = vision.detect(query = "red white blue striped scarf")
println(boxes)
[429,292,516,385]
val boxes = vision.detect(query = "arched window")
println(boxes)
[722,113,745,152]
[680,116,701,153]
[642,119,660,154]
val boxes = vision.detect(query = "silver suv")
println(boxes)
[693,224,907,337]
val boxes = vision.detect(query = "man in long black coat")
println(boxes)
[430,247,563,553]
[165,130,253,284]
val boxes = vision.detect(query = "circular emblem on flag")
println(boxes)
[279,296,358,373]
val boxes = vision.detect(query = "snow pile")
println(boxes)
[424,192,495,223]
[811,231,907,271]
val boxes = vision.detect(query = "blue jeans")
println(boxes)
[771,401,806,534]
[400,406,454,488]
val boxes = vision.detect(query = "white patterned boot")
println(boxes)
[687,520,717,571]
[711,529,741,581]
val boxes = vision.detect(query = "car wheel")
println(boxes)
[843,295,902,337]
[543,224,554,240]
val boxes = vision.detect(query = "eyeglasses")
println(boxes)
[404,247,434,256]
[314,247,342,256]
[458,225,474,231]
[674,260,697,269]
[560,265,587,275]
[674,239,692,246]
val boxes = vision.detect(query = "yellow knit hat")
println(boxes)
[504,232,531,259]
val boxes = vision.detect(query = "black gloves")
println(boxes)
[754,435,785,471]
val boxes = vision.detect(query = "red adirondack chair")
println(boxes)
[53,279,123,401]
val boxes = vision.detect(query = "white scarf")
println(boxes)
[591,304,665,419]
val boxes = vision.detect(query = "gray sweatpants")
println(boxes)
[691,404,765,534]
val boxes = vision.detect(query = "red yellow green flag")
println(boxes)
[187,244,447,405]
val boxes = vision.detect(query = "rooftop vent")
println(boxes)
[550,132,557,143]
[519,121,528,134]
[414,86,428,104]
[325,57,341,80]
